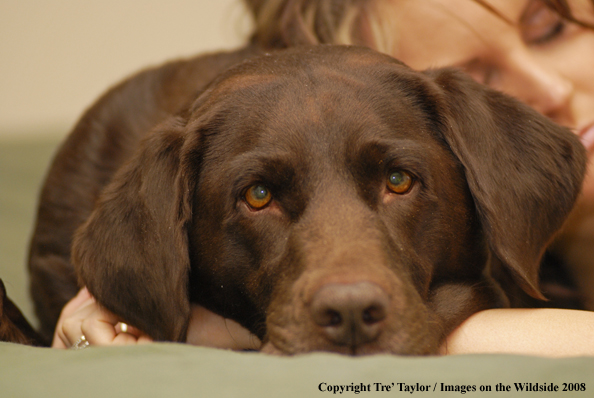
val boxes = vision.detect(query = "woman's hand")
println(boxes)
[52,287,152,348]
[52,287,261,350]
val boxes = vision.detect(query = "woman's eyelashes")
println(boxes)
[521,1,567,45]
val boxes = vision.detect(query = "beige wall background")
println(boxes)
[0,0,252,139]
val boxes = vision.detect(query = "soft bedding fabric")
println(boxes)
[1,136,59,325]
[1,342,593,397]
[1,137,593,398]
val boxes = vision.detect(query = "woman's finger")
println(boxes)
[52,292,98,348]
[80,305,152,346]
[114,321,143,338]
[79,306,121,346]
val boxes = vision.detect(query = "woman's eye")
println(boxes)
[245,184,272,209]
[521,1,567,45]
[387,170,413,194]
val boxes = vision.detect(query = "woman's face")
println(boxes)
[381,0,594,202]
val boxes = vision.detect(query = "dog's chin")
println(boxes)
[258,336,440,356]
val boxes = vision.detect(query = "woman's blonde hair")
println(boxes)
[244,0,594,53]
[244,0,394,53]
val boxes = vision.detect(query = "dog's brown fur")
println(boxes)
[26,46,585,354]
[0,279,42,345]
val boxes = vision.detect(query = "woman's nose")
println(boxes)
[504,53,574,125]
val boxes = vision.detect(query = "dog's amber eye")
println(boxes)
[387,170,413,194]
[245,185,272,209]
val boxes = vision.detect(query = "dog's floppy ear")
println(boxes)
[426,69,586,299]
[72,116,195,342]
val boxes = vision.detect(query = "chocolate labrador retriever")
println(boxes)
[24,45,585,354]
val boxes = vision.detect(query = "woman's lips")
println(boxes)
[578,123,594,153]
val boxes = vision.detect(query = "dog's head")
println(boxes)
[73,46,586,355]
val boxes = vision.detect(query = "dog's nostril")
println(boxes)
[310,282,389,348]
[362,305,385,325]
[314,309,343,327]
[327,310,342,326]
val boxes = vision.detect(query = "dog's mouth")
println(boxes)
[255,279,442,356]
[259,317,441,356]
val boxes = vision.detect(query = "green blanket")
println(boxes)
[1,342,593,397]
[1,136,60,324]
[1,137,593,398]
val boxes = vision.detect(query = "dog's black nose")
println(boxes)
[310,282,388,348]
